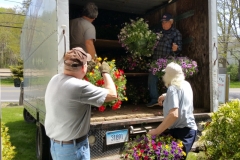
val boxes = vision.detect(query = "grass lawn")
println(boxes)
[1,77,15,86]
[1,105,37,160]
[230,81,240,88]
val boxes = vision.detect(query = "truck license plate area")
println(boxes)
[106,129,128,145]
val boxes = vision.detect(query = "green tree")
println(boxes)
[217,0,240,80]
[9,57,23,81]
[0,7,25,68]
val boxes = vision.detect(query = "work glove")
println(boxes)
[87,61,96,72]
[99,61,110,74]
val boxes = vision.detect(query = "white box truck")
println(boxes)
[20,0,218,159]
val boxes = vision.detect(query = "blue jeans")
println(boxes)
[148,73,159,103]
[50,138,90,160]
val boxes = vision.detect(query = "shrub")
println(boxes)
[227,64,239,81]
[199,99,240,159]
[1,122,16,160]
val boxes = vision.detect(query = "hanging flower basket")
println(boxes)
[118,18,160,58]
[84,57,127,112]
[148,56,198,79]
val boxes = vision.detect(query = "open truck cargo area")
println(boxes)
[20,0,217,159]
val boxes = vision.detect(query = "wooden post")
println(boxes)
[19,81,23,105]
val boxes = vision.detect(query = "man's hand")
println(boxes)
[158,94,166,106]
[148,129,159,136]
[172,43,178,52]
[99,61,110,74]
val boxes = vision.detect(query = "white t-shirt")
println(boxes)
[163,80,197,130]
[44,73,107,141]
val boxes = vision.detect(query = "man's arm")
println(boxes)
[102,73,117,102]
[85,39,97,60]
[174,30,182,52]
[148,108,178,135]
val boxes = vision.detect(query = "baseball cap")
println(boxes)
[64,47,92,67]
[161,13,173,21]
[162,62,183,77]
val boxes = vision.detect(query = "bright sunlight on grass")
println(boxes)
[1,77,14,86]
[2,105,37,160]
[230,81,240,88]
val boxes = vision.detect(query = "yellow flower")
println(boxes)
[104,57,108,61]
[178,142,183,148]
[95,65,99,69]
[124,97,128,101]
[112,59,115,62]
[182,151,186,156]
[89,72,93,76]
[97,57,102,61]
[165,145,169,149]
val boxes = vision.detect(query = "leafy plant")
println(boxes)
[121,134,186,160]
[84,57,127,111]
[227,64,239,81]
[9,58,23,81]
[199,99,240,159]
[1,122,16,160]
[118,18,159,58]
[148,57,198,79]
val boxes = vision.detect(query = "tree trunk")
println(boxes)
[238,59,240,81]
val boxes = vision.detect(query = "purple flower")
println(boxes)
[190,71,193,75]
[163,150,169,157]
[187,64,193,68]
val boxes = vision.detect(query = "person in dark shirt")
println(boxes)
[147,13,182,107]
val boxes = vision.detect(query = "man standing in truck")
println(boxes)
[44,47,117,160]
[147,13,182,107]
[70,2,98,60]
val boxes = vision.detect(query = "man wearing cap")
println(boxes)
[148,62,197,159]
[70,2,98,60]
[44,47,117,160]
[147,13,182,107]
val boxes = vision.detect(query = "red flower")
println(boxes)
[114,71,121,79]
[96,79,104,86]
[84,76,89,81]
[112,100,122,110]
[118,69,124,75]
[152,144,157,150]
[137,144,141,149]
[99,106,105,112]
[144,156,149,160]
[157,142,162,147]
[140,149,144,153]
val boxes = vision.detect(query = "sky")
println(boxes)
[0,0,24,8]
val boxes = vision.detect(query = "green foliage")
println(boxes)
[199,99,240,160]
[0,7,25,67]
[2,106,36,160]
[0,77,14,86]
[118,18,159,58]
[9,58,23,81]
[1,122,16,160]
[227,64,239,81]
[230,81,240,88]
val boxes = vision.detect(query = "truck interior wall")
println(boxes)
[69,0,210,111]
[145,0,210,110]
